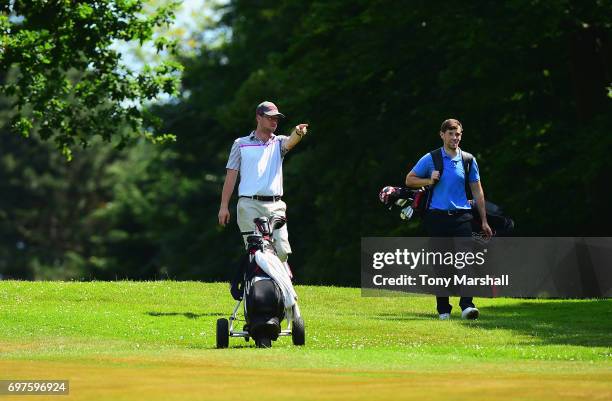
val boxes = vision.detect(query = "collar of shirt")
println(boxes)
[249,131,276,144]
[441,147,462,162]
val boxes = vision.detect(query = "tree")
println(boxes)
[150,0,611,285]
[3,0,609,284]
[0,0,181,159]
[0,129,125,280]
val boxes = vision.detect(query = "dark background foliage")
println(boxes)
[1,0,610,284]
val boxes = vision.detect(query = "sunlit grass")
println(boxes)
[0,281,610,401]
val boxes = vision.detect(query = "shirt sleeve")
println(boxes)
[410,154,433,178]
[225,140,241,170]
[469,157,480,182]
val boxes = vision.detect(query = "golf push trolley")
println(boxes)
[216,215,305,348]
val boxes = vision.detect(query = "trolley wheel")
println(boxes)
[216,318,229,348]
[243,324,250,342]
[292,317,305,346]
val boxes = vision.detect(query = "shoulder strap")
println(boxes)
[430,148,444,175]
[461,150,474,200]
[426,148,444,209]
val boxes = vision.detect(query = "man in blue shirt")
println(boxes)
[406,118,492,320]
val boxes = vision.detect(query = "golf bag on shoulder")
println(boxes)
[378,185,515,237]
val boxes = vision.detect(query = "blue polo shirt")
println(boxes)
[411,148,480,210]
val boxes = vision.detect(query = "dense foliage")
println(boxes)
[1,1,610,284]
[1,0,180,158]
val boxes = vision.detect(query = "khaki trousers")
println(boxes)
[237,197,292,262]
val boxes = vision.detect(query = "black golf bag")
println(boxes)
[230,216,288,347]
[379,186,515,236]
[471,200,515,236]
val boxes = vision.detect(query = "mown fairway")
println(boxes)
[0,281,610,401]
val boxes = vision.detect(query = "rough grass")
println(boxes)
[0,281,610,401]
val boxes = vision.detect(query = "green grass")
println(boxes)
[0,281,611,401]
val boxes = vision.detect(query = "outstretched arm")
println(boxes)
[282,124,309,152]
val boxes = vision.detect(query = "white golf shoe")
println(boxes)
[461,307,479,320]
[439,313,451,320]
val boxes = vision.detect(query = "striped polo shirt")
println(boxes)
[226,132,290,196]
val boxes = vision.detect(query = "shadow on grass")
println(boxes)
[471,300,612,347]
[375,299,612,347]
[375,312,434,321]
[188,343,255,350]
[146,311,224,319]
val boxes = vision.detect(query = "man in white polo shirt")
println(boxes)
[218,101,308,262]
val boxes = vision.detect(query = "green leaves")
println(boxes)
[2,0,610,282]
[14,116,32,137]
[1,0,181,157]
[76,4,94,19]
